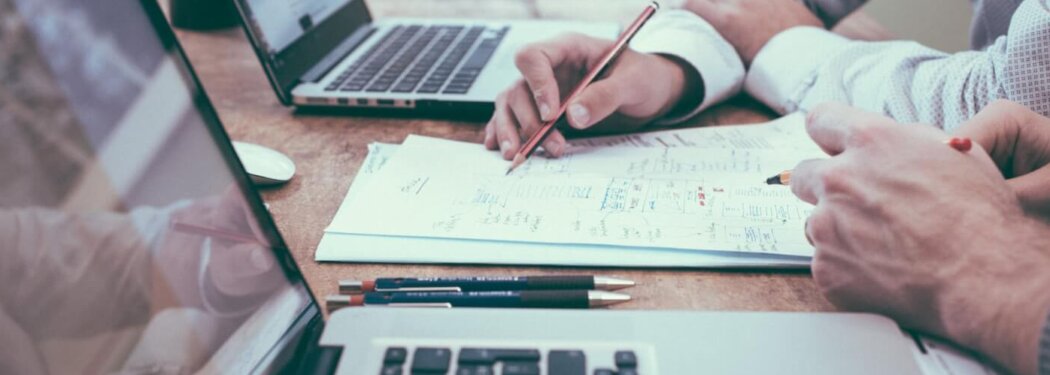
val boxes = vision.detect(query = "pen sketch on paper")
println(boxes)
[327,115,825,257]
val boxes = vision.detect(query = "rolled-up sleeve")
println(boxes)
[745,0,1050,131]
[631,9,746,124]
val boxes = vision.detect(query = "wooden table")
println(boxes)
[172,1,890,313]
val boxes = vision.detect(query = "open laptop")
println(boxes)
[229,0,618,115]
[0,0,934,374]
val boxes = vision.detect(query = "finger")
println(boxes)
[956,100,1050,177]
[1008,164,1050,215]
[484,119,498,150]
[806,102,894,155]
[508,83,567,157]
[493,97,523,160]
[566,79,626,130]
[789,158,832,205]
[953,100,1024,171]
[514,34,602,121]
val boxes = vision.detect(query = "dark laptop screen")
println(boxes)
[234,0,373,104]
[240,0,355,55]
[0,0,314,373]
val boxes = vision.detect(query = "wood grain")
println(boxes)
[167,0,879,314]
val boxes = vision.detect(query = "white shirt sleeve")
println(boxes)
[744,27,850,115]
[630,10,746,125]
[744,0,1050,131]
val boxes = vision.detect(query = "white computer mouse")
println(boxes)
[231,141,296,186]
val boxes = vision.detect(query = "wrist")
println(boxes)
[653,54,703,122]
[943,218,1050,375]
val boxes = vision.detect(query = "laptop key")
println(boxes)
[614,351,637,368]
[411,348,451,374]
[366,83,391,92]
[384,347,408,364]
[458,348,541,364]
[618,369,639,375]
[380,364,404,375]
[548,350,586,375]
[441,87,469,94]
[455,366,493,375]
[501,362,540,375]
[592,369,615,375]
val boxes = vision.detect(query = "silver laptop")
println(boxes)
[230,0,619,115]
[0,0,931,374]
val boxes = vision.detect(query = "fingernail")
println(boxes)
[538,103,551,120]
[569,103,590,128]
[500,140,511,153]
[548,142,564,157]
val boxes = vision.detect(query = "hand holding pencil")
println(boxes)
[484,2,703,168]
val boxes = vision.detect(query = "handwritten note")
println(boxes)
[327,115,825,257]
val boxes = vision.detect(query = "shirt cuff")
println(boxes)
[630,10,745,125]
[744,26,850,114]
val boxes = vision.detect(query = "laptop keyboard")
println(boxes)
[324,24,508,95]
[379,347,640,375]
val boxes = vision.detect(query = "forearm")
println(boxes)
[0,208,158,337]
[747,0,1050,129]
[939,221,1050,375]
[630,9,744,125]
[745,27,1006,129]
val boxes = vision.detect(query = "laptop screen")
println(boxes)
[0,0,315,373]
[241,0,354,54]
[234,0,374,104]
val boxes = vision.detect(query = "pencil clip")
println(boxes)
[387,303,454,308]
[376,287,463,293]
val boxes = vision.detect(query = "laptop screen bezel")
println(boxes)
[231,0,373,105]
[139,0,325,371]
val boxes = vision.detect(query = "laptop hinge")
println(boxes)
[301,25,376,84]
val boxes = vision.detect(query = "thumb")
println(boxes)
[953,100,1025,173]
[1008,164,1050,217]
[565,79,625,130]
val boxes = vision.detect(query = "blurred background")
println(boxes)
[364,0,976,53]
[863,0,973,52]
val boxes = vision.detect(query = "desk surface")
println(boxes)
[173,1,890,312]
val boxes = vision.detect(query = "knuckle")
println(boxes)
[818,165,852,194]
[847,120,887,147]
[806,208,836,246]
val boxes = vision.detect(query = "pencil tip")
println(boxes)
[505,154,525,176]
[765,175,780,185]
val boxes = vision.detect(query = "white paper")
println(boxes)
[326,115,824,257]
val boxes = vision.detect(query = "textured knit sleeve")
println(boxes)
[745,0,1050,131]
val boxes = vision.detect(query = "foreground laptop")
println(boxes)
[230,0,618,115]
[0,0,929,374]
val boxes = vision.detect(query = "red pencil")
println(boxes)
[505,1,661,175]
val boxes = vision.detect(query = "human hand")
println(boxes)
[484,33,700,160]
[791,103,1050,375]
[954,100,1050,219]
[154,188,283,314]
[683,0,821,66]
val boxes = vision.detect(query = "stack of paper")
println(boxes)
[317,114,827,268]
